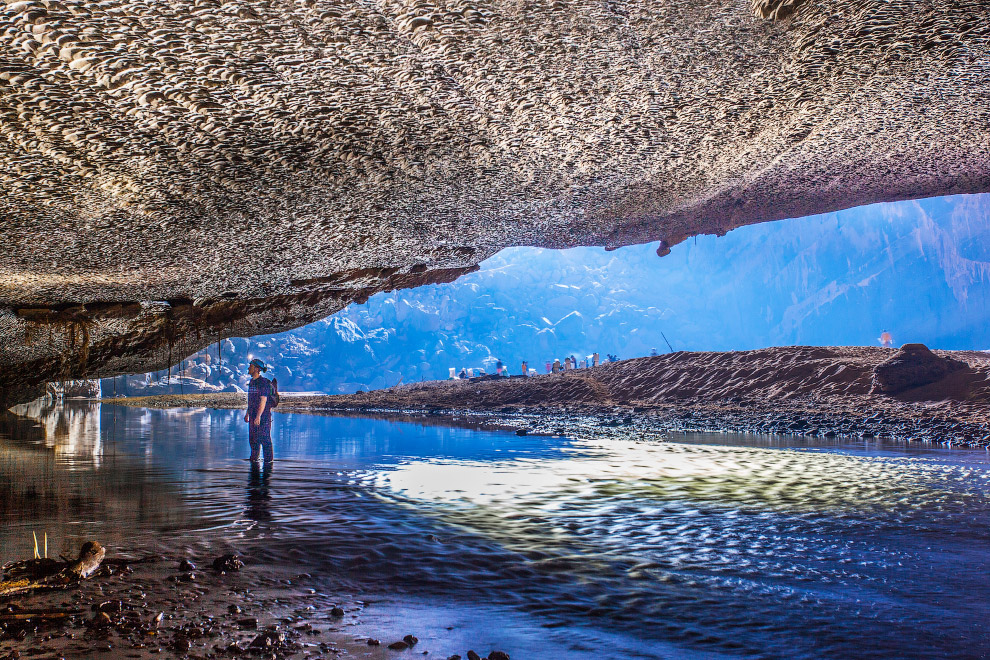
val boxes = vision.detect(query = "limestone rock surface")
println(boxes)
[1,0,989,404]
[872,344,968,394]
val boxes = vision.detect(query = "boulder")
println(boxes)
[872,344,967,394]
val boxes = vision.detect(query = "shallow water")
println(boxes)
[2,402,989,659]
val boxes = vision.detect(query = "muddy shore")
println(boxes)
[107,346,990,447]
[0,547,511,660]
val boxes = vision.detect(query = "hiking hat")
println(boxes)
[249,358,268,372]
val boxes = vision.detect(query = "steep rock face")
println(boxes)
[1,0,989,404]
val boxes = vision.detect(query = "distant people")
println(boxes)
[607,354,618,362]
[521,360,528,376]
[580,359,587,369]
[245,358,274,463]
[650,347,658,357]
[879,330,893,348]
[545,361,552,373]
[552,359,562,374]
[592,352,600,367]
[449,367,457,380]
[459,368,467,379]
[564,357,572,370]
[496,359,503,376]
[529,368,538,377]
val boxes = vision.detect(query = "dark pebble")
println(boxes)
[388,641,409,650]
[447,656,461,660]
[403,634,419,646]
[367,638,381,646]
[237,618,258,629]
[212,555,244,572]
[227,604,241,615]
[94,600,124,613]
[249,630,285,649]
[178,559,195,572]
[330,606,345,617]
[488,652,510,660]
[467,651,482,660]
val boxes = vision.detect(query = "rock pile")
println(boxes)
[871,344,968,394]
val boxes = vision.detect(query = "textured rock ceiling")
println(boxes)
[1,0,989,404]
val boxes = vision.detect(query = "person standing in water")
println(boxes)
[245,358,274,463]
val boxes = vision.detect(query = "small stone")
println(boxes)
[467,651,481,660]
[388,641,409,650]
[178,559,195,572]
[95,600,124,613]
[237,617,258,629]
[330,606,345,617]
[403,634,419,647]
[367,638,381,646]
[89,612,112,628]
[212,555,244,572]
[488,652,510,660]
[227,604,242,615]
[171,638,190,653]
[447,656,461,660]
[249,630,285,649]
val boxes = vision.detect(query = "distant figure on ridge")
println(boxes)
[459,368,468,379]
[521,360,528,376]
[496,359,504,376]
[650,348,658,357]
[592,352,600,367]
[879,330,893,348]
[552,359,562,374]
[245,358,275,463]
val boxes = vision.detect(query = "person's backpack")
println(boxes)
[269,378,280,408]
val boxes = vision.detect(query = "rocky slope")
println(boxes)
[2,0,990,404]
[111,346,990,445]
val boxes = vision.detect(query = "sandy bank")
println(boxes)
[106,346,990,447]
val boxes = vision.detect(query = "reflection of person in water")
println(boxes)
[246,460,273,522]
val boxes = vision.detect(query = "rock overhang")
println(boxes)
[1,0,989,405]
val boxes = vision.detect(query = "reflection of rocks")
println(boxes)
[8,397,102,458]
[872,344,968,394]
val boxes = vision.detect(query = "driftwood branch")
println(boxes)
[0,542,105,598]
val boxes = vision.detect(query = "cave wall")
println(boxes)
[1,0,989,404]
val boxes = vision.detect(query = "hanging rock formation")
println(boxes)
[1,0,989,405]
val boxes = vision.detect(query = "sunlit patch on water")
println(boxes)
[1,403,989,659]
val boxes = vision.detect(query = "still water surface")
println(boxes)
[1,402,989,659]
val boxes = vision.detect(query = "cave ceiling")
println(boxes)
[0,0,988,404]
